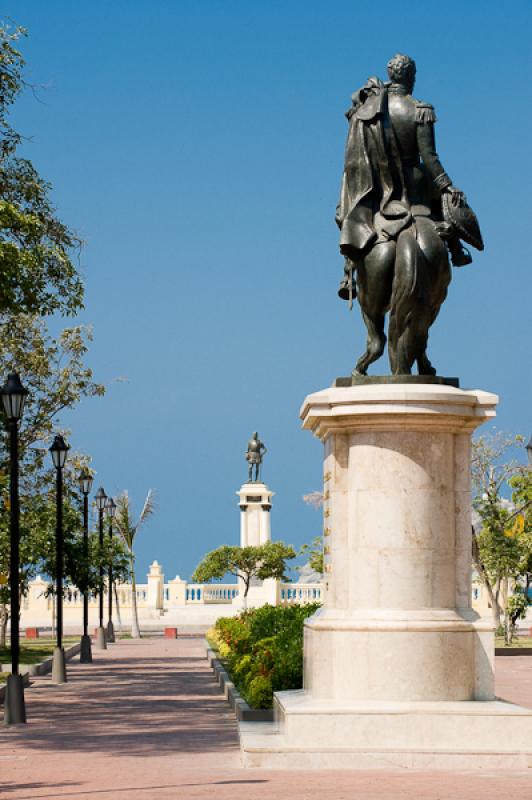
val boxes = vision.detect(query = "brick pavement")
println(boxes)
[0,636,531,800]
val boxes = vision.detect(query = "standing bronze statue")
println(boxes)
[336,54,483,377]
[245,432,267,483]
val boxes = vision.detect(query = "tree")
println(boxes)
[299,491,324,575]
[509,469,532,603]
[299,536,324,575]
[0,315,104,460]
[0,22,101,643]
[0,23,83,317]
[0,456,131,647]
[114,490,156,638]
[0,318,104,644]
[472,432,530,641]
[192,541,296,606]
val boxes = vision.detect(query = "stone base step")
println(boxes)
[240,731,532,770]
[239,693,532,770]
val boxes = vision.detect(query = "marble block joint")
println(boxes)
[240,384,532,769]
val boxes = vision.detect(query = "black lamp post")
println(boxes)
[49,434,69,684]
[78,469,94,663]
[105,497,117,643]
[94,486,107,649]
[1,372,28,725]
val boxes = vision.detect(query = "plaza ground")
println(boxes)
[0,637,531,799]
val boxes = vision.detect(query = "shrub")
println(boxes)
[233,653,254,686]
[215,616,251,656]
[246,675,273,709]
[213,602,320,708]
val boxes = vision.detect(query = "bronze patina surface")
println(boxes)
[245,432,267,483]
[334,375,460,388]
[336,54,483,379]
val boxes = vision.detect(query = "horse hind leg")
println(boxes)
[353,242,394,375]
[354,310,386,375]
[417,352,437,376]
[414,218,452,376]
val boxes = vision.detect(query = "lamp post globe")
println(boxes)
[105,497,116,518]
[94,487,107,649]
[1,372,28,725]
[49,434,69,470]
[78,469,94,497]
[105,497,117,643]
[49,434,69,684]
[1,372,29,421]
[95,486,107,512]
[78,469,94,663]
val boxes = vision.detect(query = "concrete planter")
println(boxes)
[0,642,81,677]
[203,640,273,723]
[0,672,30,704]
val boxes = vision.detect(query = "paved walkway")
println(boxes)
[0,637,531,799]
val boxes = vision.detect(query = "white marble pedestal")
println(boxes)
[232,482,275,608]
[240,384,532,769]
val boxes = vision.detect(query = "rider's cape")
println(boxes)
[337,78,392,257]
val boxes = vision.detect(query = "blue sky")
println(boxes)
[5,1,531,581]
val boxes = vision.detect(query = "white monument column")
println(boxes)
[237,483,274,547]
[235,482,275,605]
[242,384,532,769]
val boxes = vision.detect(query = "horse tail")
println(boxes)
[388,228,431,372]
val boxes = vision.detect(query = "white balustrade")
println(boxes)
[201,585,239,603]
[20,570,325,627]
[279,583,323,605]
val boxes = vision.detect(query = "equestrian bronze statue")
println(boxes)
[336,53,483,377]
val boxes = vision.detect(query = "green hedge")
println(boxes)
[208,602,321,709]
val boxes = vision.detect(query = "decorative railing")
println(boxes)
[279,583,323,605]
[24,583,155,611]
[202,585,239,603]
[22,575,324,618]
[185,584,239,603]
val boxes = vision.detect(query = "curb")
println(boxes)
[204,640,274,722]
[495,647,532,656]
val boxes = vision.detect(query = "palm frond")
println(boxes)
[114,490,136,550]
[136,489,156,531]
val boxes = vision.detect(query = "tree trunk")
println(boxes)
[0,603,8,649]
[502,577,512,645]
[472,528,502,627]
[114,583,122,631]
[242,577,250,611]
[130,555,141,638]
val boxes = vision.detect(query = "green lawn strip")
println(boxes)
[495,636,532,649]
[0,636,79,666]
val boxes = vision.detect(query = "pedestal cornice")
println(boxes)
[300,384,498,439]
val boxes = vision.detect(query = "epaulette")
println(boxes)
[414,100,437,124]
